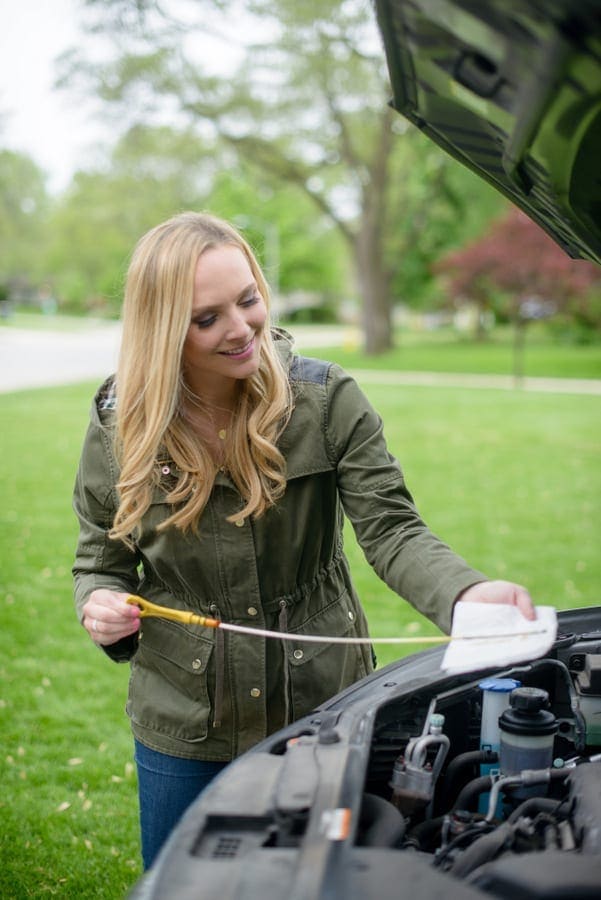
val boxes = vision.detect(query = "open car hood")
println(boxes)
[374,0,601,265]
[132,606,601,899]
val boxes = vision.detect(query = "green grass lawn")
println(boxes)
[300,326,601,379]
[0,384,140,898]
[1,375,599,897]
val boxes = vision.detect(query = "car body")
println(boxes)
[132,606,601,899]
[131,3,601,897]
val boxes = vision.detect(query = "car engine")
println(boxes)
[132,614,601,900]
[358,632,601,898]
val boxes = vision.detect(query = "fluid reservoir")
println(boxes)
[480,678,522,755]
[478,678,520,814]
[499,687,558,799]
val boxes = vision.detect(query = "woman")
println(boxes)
[72,211,534,868]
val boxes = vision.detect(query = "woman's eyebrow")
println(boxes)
[190,282,258,317]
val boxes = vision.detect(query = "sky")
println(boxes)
[0,0,106,192]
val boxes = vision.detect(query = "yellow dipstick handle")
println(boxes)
[127,595,221,629]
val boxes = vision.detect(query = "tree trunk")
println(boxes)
[512,317,526,385]
[354,107,394,354]
[353,108,395,355]
[355,225,394,353]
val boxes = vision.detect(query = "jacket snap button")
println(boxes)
[247,606,258,616]
[293,649,304,660]
[161,465,170,475]
[250,687,261,698]
[235,519,244,527]
[191,658,202,670]
[348,611,355,621]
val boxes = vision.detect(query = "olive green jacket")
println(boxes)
[72,332,485,760]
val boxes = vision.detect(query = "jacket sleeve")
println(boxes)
[72,418,140,661]
[325,364,487,634]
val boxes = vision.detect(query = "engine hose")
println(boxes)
[452,775,494,813]
[441,750,499,809]
[485,768,569,821]
[408,815,446,851]
[357,793,407,848]
[453,768,569,815]
[506,796,563,824]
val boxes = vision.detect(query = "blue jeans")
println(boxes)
[134,739,228,869]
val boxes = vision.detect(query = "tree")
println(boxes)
[436,208,600,321]
[436,208,601,371]
[0,149,50,291]
[55,0,498,351]
[44,124,209,314]
[206,169,348,303]
[43,122,346,315]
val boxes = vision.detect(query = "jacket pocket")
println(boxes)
[285,589,371,721]
[127,618,213,743]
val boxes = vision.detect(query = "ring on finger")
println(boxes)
[92,618,98,632]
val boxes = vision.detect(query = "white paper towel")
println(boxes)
[442,603,557,674]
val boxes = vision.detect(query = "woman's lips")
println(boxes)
[219,336,255,360]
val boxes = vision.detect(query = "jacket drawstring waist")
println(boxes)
[210,603,224,728]
[278,599,291,726]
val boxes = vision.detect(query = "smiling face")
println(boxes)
[182,244,268,402]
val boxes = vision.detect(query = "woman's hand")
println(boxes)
[82,589,141,645]
[456,580,536,621]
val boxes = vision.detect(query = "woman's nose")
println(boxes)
[225,307,250,340]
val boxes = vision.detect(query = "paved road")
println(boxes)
[0,323,122,393]
[0,324,359,394]
[1,324,600,395]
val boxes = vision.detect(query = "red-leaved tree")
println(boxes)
[434,208,601,337]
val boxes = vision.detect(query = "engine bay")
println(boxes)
[133,614,601,899]
[358,630,601,897]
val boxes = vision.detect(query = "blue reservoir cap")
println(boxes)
[479,678,521,693]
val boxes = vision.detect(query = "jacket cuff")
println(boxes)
[100,633,139,663]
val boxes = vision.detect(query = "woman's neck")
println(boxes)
[180,378,239,459]
[183,373,238,414]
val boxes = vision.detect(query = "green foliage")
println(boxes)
[0,116,348,317]
[0,149,51,288]
[385,138,508,306]
[548,286,601,343]
[207,169,348,298]
[44,125,211,315]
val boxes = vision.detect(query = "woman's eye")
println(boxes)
[195,315,216,329]
[241,294,260,308]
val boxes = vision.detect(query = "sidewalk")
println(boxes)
[350,368,601,396]
[1,324,600,395]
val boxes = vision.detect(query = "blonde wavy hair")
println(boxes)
[109,211,292,546]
